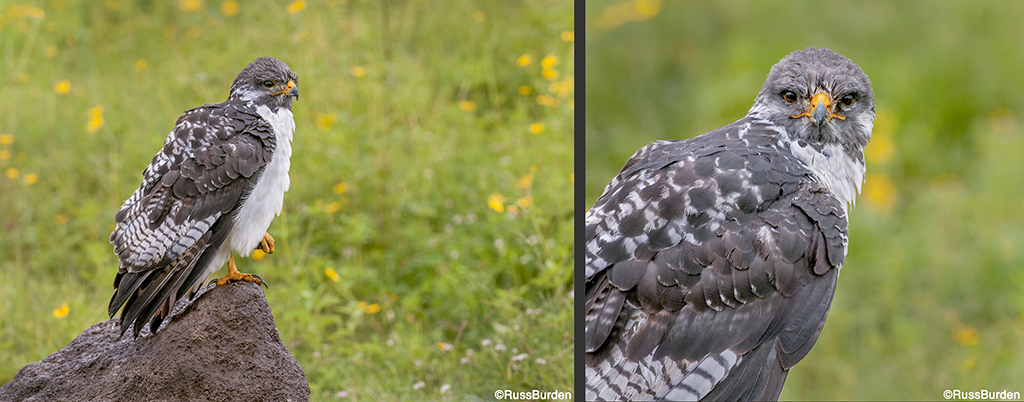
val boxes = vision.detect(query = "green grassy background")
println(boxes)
[0,1,573,400]
[586,0,1024,400]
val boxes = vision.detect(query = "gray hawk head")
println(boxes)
[749,47,874,154]
[229,56,300,111]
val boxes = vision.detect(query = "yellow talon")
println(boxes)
[257,232,275,254]
[215,254,267,288]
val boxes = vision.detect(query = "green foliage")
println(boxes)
[0,1,573,400]
[587,0,1024,400]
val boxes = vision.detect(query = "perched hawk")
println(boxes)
[108,57,299,338]
[585,47,875,401]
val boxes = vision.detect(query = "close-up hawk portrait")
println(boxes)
[107,56,299,338]
[585,47,875,400]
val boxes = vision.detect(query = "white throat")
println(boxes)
[789,141,864,211]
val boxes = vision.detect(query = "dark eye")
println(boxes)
[781,91,798,104]
[262,80,275,88]
[840,93,856,107]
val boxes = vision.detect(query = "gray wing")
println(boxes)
[108,102,275,337]
[584,118,848,401]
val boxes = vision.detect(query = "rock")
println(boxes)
[0,282,309,402]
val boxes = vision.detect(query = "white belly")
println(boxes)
[204,106,294,279]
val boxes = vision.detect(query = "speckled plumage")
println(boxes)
[585,48,875,401]
[108,57,299,338]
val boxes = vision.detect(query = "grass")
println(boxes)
[0,1,574,400]
[586,1,1024,400]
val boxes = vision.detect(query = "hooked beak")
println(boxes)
[792,92,844,128]
[273,79,299,100]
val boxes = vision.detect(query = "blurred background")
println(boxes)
[586,0,1024,400]
[0,1,573,400]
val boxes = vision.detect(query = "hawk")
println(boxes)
[108,57,299,338]
[585,47,875,401]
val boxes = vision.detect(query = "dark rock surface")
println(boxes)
[0,282,309,402]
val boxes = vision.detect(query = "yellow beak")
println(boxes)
[791,92,845,125]
[271,80,297,97]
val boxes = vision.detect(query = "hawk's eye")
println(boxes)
[781,91,798,104]
[262,80,275,88]
[840,93,856,107]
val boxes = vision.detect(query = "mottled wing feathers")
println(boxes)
[585,117,849,401]
[108,102,275,337]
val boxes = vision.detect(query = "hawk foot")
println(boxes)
[257,232,275,254]
[210,254,269,288]
[214,271,268,289]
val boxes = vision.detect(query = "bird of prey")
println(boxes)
[585,47,875,401]
[108,57,299,338]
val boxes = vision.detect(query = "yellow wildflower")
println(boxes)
[10,5,45,19]
[561,31,574,42]
[350,66,367,77]
[15,73,29,83]
[333,183,349,194]
[459,100,476,112]
[325,268,341,282]
[515,196,533,209]
[389,293,398,302]
[45,46,58,59]
[0,150,10,161]
[316,113,338,131]
[5,168,19,180]
[633,0,661,19]
[542,68,559,81]
[866,110,896,164]
[53,302,69,319]
[487,193,505,213]
[438,342,453,351]
[252,249,265,260]
[179,0,202,12]
[518,174,533,189]
[473,11,485,22]
[54,80,71,95]
[286,0,306,15]
[550,77,574,97]
[0,134,13,145]
[528,123,544,135]
[953,325,979,346]
[863,173,896,212]
[358,301,368,310]
[221,0,240,17]
[366,303,381,314]
[86,105,105,134]
[325,202,341,214]
[570,173,574,184]
[516,54,532,67]
[518,86,532,95]
[506,205,519,215]
[23,173,38,185]
[536,95,558,108]
[135,59,149,71]
[54,214,70,225]
[541,55,559,69]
